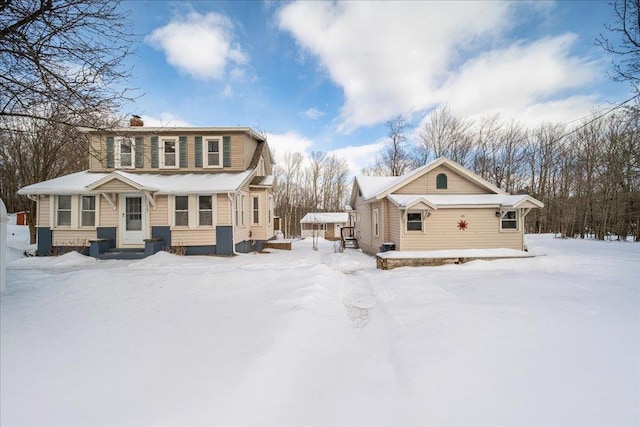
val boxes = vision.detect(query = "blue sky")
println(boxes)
[121,1,632,173]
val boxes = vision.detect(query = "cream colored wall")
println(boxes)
[94,180,138,192]
[38,195,50,226]
[217,194,231,225]
[243,135,257,170]
[99,195,118,226]
[149,195,169,225]
[52,229,95,247]
[400,208,523,251]
[89,132,253,173]
[249,188,274,241]
[396,165,490,195]
[387,199,400,247]
[171,229,216,246]
[233,184,251,243]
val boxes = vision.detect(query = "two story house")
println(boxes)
[18,119,276,257]
[350,157,543,255]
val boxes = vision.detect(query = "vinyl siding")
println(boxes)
[387,199,400,246]
[171,229,216,246]
[355,197,374,254]
[395,165,490,195]
[93,179,138,192]
[52,229,95,246]
[234,184,251,243]
[217,194,231,225]
[149,195,169,225]
[249,189,266,240]
[90,133,252,173]
[99,196,119,226]
[400,208,523,251]
[38,195,50,226]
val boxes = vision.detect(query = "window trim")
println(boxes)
[198,195,214,227]
[160,136,179,169]
[80,195,97,228]
[174,195,189,227]
[252,196,260,225]
[406,211,424,232]
[373,208,379,237]
[500,209,519,232]
[56,195,72,227]
[203,137,222,168]
[436,173,448,190]
[115,136,135,169]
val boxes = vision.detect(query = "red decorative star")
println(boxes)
[457,220,468,231]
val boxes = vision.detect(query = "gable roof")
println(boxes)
[352,157,507,205]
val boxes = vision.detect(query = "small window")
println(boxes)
[175,196,189,226]
[198,196,213,226]
[81,196,96,227]
[163,139,177,168]
[501,210,518,230]
[205,139,220,167]
[407,212,423,231]
[252,197,259,224]
[436,173,448,189]
[373,208,379,237]
[268,196,273,224]
[119,138,133,168]
[235,194,245,226]
[57,195,71,226]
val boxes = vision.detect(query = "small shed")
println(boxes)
[300,212,349,240]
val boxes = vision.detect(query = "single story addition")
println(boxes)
[300,212,350,240]
[350,157,544,259]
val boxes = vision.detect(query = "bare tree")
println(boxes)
[0,109,91,242]
[0,0,136,128]
[366,114,414,176]
[416,106,474,167]
[597,0,640,97]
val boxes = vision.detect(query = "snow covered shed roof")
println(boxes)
[18,170,256,196]
[300,212,350,224]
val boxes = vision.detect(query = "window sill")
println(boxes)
[203,164,222,169]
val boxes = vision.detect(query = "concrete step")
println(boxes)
[97,248,146,260]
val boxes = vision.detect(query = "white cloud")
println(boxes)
[266,131,314,164]
[278,2,511,131]
[221,85,234,98]
[146,11,247,80]
[329,142,385,176]
[278,2,603,131]
[141,113,192,127]
[302,108,325,120]
[437,35,600,126]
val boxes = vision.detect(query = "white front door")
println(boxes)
[121,194,146,246]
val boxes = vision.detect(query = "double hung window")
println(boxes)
[407,212,423,231]
[81,196,96,227]
[119,138,133,168]
[501,210,518,230]
[199,196,213,226]
[162,139,177,168]
[205,139,220,167]
[57,195,72,226]
[175,196,189,226]
[252,197,259,224]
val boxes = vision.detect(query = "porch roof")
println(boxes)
[300,212,349,224]
[387,194,544,209]
[18,170,255,195]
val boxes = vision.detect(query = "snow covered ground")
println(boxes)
[1,225,639,427]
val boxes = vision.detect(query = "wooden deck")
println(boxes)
[264,240,292,251]
[376,249,535,270]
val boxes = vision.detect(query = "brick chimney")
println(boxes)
[130,115,143,127]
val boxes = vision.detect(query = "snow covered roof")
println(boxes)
[387,194,544,209]
[300,212,349,224]
[353,157,508,203]
[18,170,258,195]
[250,175,274,187]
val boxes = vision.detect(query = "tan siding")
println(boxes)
[99,195,119,226]
[217,193,231,225]
[396,165,490,195]
[234,184,251,243]
[249,189,274,241]
[52,229,95,246]
[93,179,138,192]
[400,208,523,251]
[171,229,216,246]
[370,201,386,251]
[89,132,258,173]
[387,199,400,246]
[149,195,169,225]
[38,195,50,226]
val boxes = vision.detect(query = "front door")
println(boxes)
[121,194,145,246]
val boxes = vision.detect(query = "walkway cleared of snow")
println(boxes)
[1,229,639,427]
